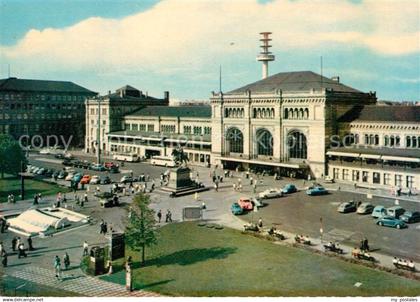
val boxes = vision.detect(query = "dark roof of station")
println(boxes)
[127,105,211,118]
[338,105,420,123]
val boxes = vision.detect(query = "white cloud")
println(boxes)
[1,0,419,76]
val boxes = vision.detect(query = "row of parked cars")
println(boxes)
[231,184,299,215]
[337,200,420,229]
[62,159,120,173]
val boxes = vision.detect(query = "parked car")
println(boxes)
[62,159,73,166]
[54,153,65,159]
[36,168,46,175]
[89,163,107,171]
[386,206,405,219]
[237,197,254,210]
[72,173,83,183]
[39,148,51,154]
[231,203,244,215]
[250,197,266,208]
[357,202,374,215]
[306,186,328,196]
[105,162,118,170]
[100,175,112,185]
[90,175,101,184]
[400,211,420,223]
[44,169,54,177]
[259,188,283,199]
[65,173,75,181]
[337,200,357,213]
[52,171,60,179]
[282,184,297,194]
[64,153,74,159]
[80,175,92,185]
[57,171,68,179]
[120,175,134,184]
[324,176,335,183]
[376,216,407,229]
[372,205,387,218]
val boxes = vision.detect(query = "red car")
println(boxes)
[237,197,254,211]
[104,162,117,169]
[80,175,92,185]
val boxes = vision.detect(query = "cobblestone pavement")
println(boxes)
[7,266,160,297]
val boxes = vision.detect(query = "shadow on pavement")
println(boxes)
[137,279,174,290]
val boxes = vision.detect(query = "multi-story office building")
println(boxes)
[85,85,169,155]
[0,77,97,146]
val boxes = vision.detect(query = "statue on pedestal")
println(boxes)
[171,147,189,167]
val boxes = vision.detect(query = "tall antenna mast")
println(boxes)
[256,32,275,79]
[320,56,323,90]
[219,65,222,93]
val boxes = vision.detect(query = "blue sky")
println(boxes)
[0,0,418,101]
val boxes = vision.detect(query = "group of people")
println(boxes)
[99,219,109,235]
[32,193,42,205]
[156,209,173,223]
[54,253,71,280]
[0,236,35,267]
[7,194,16,203]
[295,234,311,244]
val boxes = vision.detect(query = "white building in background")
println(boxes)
[85,35,420,191]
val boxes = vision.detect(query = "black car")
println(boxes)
[400,211,420,223]
[45,169,54,177]
[100,175,112,185]
[62,159,73,166]
[57,171,68,179]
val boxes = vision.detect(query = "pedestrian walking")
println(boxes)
[157,210,162,223]
[107,259,113,275]
[63,252,70,270]
[233,183,237,191]
[83,241,89,256]
[100,219,105,234]
[84,193,88,203]
[0,242,3,255]
[1,251,7,267]
[27,236,34,251]
[11,237,17,252]
[16,237,21,251]
[18,242,27,258]
[258,217,263,228]
[54,255,62,280]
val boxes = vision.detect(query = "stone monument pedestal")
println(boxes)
[160,166,208,197]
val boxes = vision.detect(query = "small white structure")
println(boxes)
[7,208,89,237]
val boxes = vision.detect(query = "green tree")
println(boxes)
[125,193,158,265]
[0,134,26,179]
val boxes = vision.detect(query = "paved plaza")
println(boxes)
[1,152,419,296]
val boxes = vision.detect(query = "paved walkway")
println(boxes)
[7,266,160,297]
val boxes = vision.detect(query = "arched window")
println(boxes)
[406,136,411,147]
[289,108,294,119]
[287,130,307,159]
[241,109,244,118]
[253,108,257,118]
[374,135,379,145]
[396,136,400,147]
[354,134,359,144]
[225,108,229,117]
[384,135,389,146]
[225,127,243,153]
[413,136,418,148]
[390,135,395,147]
[284,109,288,119]
[304,108,309,119]
[271,108,275,118]
[294,108,298,119]
[299,108,304,119]
[369,134,374,145]
[364,134,369,144]
[256,128,273,156]
[418,137,420,148]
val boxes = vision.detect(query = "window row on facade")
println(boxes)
[350,133,420,148]
[283,107,309,120]
[183,126,211,135]
[1,113,78,120]
[252,107,275,119]
[0,93,87,102]
[332,167,415,188]
[0,103,84,111]
[225,107,245,118]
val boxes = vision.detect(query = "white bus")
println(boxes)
[150,156,177,167]
[112,153,139,162]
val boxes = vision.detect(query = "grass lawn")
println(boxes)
[102,222,420,297]
[0,175,69,202]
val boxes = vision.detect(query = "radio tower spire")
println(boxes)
[256,32,275,79]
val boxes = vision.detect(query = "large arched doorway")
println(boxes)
[225,127,243,153]
[287,130,307,159]
[256,128,273,156]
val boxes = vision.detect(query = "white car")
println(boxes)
[90,175,100,184]
[250,197,266,208]
[39,148,51,155]
[65,173,75,181]
[324,176,334,183]
[258,188,283,199]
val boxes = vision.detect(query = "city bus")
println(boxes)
[112,153,139,162]
[150,155,177,167]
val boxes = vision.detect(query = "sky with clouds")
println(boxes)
[0,0,419,101]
